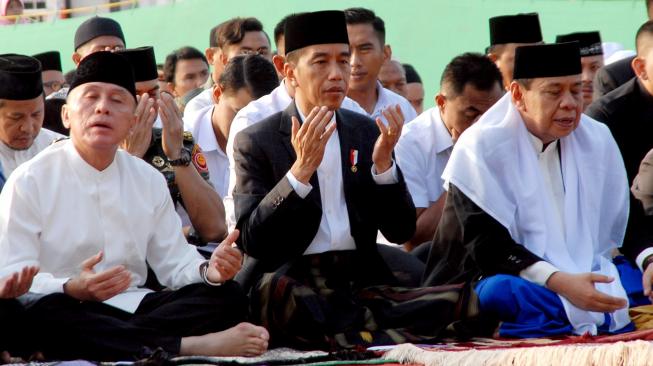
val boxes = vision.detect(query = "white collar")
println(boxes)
[432,108,454,155]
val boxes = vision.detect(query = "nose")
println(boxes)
[94,95,111,115]
[349,49,361,69]
[328,62,344,81]
[581,67,592,84]
[560,90,580,110]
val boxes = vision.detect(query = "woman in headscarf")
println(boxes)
[0,0,27,26]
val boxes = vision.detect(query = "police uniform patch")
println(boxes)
[191,144,209,174]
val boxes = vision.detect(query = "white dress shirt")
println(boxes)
[183,106,229,198]
[395,107,452,209]
[285,103,398,255]
[222,80,367,231]
[183,88,214,118]
[371,81,418,125]
[0,140,205,313]
[0,128,63,177]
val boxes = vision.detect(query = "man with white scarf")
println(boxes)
[423,42,637,338]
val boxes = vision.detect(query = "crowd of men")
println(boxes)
[1,1,653,361]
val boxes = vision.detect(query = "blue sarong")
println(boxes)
[475,257,646,338]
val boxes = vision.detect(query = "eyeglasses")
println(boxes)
[43,81,68,92]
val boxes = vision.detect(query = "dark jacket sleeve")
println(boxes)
[371,165,416,244]
[233,129,322,263]
[451,184,542,276]
[423,184,543,286]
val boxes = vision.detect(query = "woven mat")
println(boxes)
[380,329,653,366]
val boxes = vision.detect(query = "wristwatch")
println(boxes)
[199,261,223,287]
[168,148,191,167]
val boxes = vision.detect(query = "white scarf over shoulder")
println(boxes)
[442,94,630,335]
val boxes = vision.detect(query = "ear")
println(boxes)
[212,84,222,104]
[72,52,82,66]
[633,56,647,80]
[285,62,297,87]
[510,81,525,111]
[487,53,498,63]
[205,47,216,65]
[61,103,71,129]
[382,44,391,63]
[435,93,446,112]
[272,54,286,77]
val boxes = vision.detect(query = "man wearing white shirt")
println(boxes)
[184,17,272,117]
[0,54,63,178]
[344,8,417,124]
[396,53,503,253]
[183,54,279,199]
[233,11,472,350]
[423,42,638,338]
[0,52,268,361]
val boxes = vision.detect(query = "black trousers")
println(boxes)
[27,282,248,361]
[0,299,32,356]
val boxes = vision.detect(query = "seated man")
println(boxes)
[118,46,226,245]
[423,42,635,338]
[396,53,503,253]
[0,54,63,177]
[233,11,473,350]
[183,54,279,199]
[0,52,268,361]
[0,266,38,359]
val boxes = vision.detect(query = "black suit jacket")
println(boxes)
[593,56,635,101]
[232,103,416,289]
[585,78,653,263]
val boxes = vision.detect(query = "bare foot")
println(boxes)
[180,322,269,357]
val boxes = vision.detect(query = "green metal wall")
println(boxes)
[0,0,645,107]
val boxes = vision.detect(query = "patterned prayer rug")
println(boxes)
[380,329,653,365]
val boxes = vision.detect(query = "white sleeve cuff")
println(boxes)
[519,261,559,287]
[285,171,313,199]
[372,161,399,185]
[30,274,70,295]
[636,247,653,272]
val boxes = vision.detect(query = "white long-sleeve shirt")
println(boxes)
[0,140,205,313]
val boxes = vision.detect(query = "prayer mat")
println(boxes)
[380,328,653,366]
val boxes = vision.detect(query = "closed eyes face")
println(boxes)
[515,75,583,144]
[0,95,44,150]
[63,82,136,152]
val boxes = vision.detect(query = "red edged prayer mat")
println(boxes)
[380,329,653,365]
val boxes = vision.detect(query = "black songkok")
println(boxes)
[74,16,125,51]
[116,46,158,82]
[0,54,43,100]
[32,51,62,72]
[403,64,422,84]
[284,11,349,54]
[513,42,581,79]
[556,31,603,57]
[69,52,136,99]
[489,13,542,46]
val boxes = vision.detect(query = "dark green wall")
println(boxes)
[0,0,645,107]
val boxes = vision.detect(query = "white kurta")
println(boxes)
[219,79,367,231]
[395,107,452,209]
[442,94,631,335]
[0,128,63,177]
[0,140,205,313]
